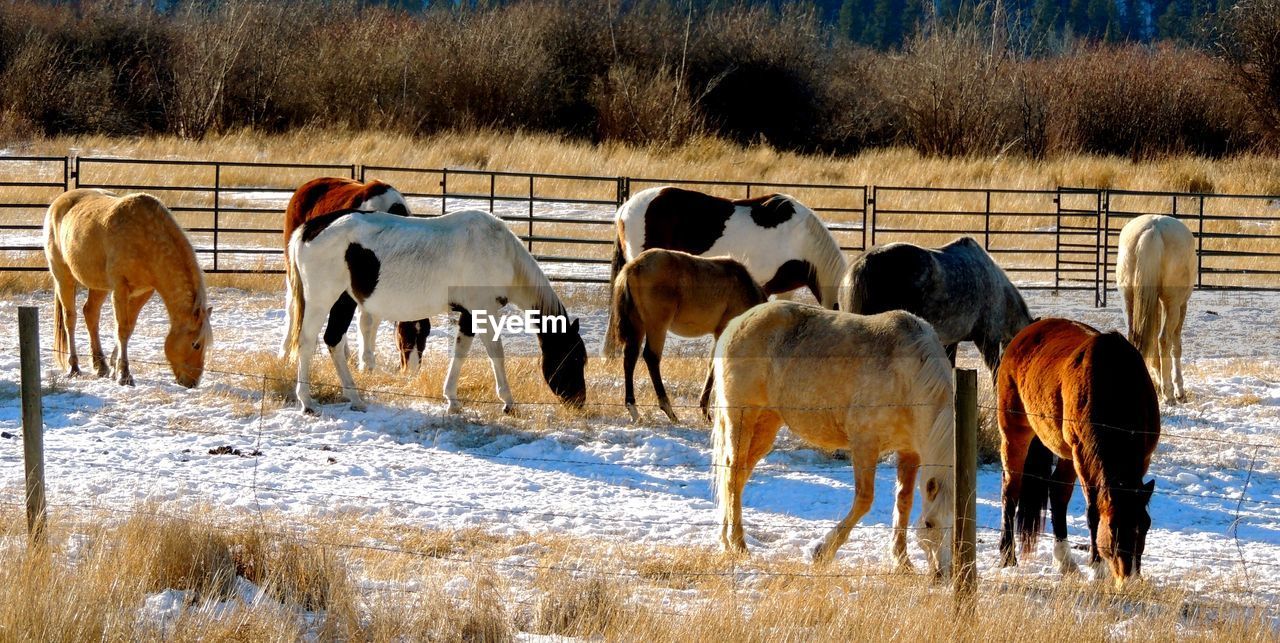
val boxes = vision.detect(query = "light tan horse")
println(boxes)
[44,189,212,387]
[605,249,766,424]
[710,300,955,575]
[1117,214,1195,404]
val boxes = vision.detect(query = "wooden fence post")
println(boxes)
[953,368,978,606]
[18,306,46,543]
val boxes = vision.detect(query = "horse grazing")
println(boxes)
[1117,214,1195,405]
[285,209,587,415]
[279,177,419,372]
[44,189,212,388]
[711,301,954,575]
[997,318,1159,586]
[605,186,846,355]
[605,249,765,424]
[840,237,1032,377]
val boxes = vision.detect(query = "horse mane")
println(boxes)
[900,316,957,484]
[505,225,566,319]
[1079,332,1160,500]
[796,203,848,308]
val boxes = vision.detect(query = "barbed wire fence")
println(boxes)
[6,309,1280,627]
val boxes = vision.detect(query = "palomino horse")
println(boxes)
[285,209,587,415]
[1117,214,1195,404]
[840,237,1032,377]
[997,318,1159,585]
[605,249,765,424]
[278,177,419,372]
[711,301,955,575]
[44,189,212,387]
[605,186,847,355]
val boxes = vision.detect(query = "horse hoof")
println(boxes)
[446,402,462,415]
[626,404,640,424]
[999,553,1017,568]
[810,543,835,566]
[300,405,320,417]
[118,374,135,386]
[893,560,916,575]
[662,407,679,424]
[502,404,515,415]
[349,402,367,412]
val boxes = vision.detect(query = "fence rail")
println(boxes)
[3,155,1280,305]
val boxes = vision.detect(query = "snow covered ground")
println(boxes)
[0,286,1278,616]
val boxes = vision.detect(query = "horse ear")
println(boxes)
[570,318,580,333]
[1140,479,1155,503]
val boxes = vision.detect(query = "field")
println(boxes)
[1,134,1279,639]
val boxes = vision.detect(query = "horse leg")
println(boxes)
[642,331,677,424]
[294,283,345,415]
[622,336,641,423]
[720,409,780,554]
[82,289,110,378]
[477,333,516,414]
[443,308,475,414]
[1083,485,1105,577]
[323,294,365,411]
[54,278,81,376]
[1156,300,1176,405]
[999,428,1032,568]
[356,308,377,373]
[813,442,878,566]
[698,360,715,423]
[1049,457,1080,575]
[1168,298,1189,403]
[109,286,151,386]
[892,451,921,573]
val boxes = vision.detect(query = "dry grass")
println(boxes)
[0,504,1271,641]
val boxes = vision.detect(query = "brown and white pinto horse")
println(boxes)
[606,186,846,355]
[278,177,424,372]
[45,189,212,388]
[997,318,1159,586]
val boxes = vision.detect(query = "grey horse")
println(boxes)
[839,237,1033,376]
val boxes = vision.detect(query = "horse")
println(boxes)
[605,186,847,355]
[840,236,1032,377]
[278,177,422,373]
[44,189,212,388]
[996,318,1159,586]
[710,300,954,576]
[285,208,587,415]
[1117,214,1196,405]
[604,249,766,424]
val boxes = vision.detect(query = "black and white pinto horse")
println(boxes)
[285,209,588,415]
[839,237,1033,376]
[606,186,848,356]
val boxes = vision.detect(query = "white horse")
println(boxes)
[1117,214,1195,404]
[285,209,587,415]
[605,186,847,356]
[710,300,955,575]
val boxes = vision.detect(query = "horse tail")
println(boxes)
[604,266,638,361]
[51,293,68,370]
[603,231,629,358]
[284,229,307,362]
[1015,436,1053,554]
[842,257,871,314]
[710,335,734,531]
[1126,226,1164,362]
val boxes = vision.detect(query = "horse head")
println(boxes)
[917,469,955,580]
[537,316,587,408]
[1097,478,1155,585]
[166,302,211,388]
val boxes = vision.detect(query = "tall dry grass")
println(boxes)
[0,505,1271,641]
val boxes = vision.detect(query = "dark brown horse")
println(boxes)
[605,249,765,424]
[278,177,424,372]
[997,318,1160,586]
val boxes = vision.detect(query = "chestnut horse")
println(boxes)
[711,301,954,575]
[278,177,422,372]
[1117,214,1195,405]
[605,186,847,355]
[997,318,1159,585]
[44,189,211,388]
[605,249,765,424]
